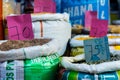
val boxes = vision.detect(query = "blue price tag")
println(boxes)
[97,0,109,20]
[84,36,110,63]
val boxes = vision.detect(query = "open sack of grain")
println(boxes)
[7,13,71,56]
[70,34,120,56]
[59,52,120,80]
[0,38,60,61]
[0,54,60,80]
[60,52,120,74]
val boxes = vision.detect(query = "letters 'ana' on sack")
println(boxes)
[61,0,110,25]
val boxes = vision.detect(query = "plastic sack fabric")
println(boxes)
[70,35,92,47]
[0,54,60,80]
[0,38,60,61]
[31,13,71,56]
[61,53,120,74]
[70,34,120,47]
[58,68,120,80]
[61,0,98,25]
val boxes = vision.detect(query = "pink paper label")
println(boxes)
[85,11,97,29]
[7,14,34,40]
[34,0,56,13]
[90,19,108,37]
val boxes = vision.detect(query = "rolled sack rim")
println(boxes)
[0,38,60,60]
[61,54,120,74]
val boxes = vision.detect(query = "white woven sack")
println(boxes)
[61,53,120,74]
[0,39,59,61]
[31,13,71,56]
[70,34,120,47]
[70,35,88,47]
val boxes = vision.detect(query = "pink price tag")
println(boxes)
[7,14,34,40]
[34,0,56,13]
[85,11,97,29]
[90,19,108,37]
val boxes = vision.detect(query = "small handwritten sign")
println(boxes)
[7,14,34,40]
[85,11,97,29]
[34,0,56,13]
[84,36,110,63]
[97,0,109,20]
[90,19,108,37]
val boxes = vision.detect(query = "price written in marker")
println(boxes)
[84,36,110,63]
[7,14,34,40]
[90,19,108,38]
[34,0,56,13]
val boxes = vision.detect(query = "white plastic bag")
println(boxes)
[31,13,71,56]
[0,38,59,61]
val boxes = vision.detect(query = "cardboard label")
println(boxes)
[97,0,109,20]
[34,0,56,13]
[90,19,108,37]
[84,36,110,63]
[85,11,97,29]
[7,14,34,40]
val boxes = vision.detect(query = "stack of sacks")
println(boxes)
[0,38,61,80]
[59,53,120,80]
[70,34,120,56]
[0,13,71,80]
